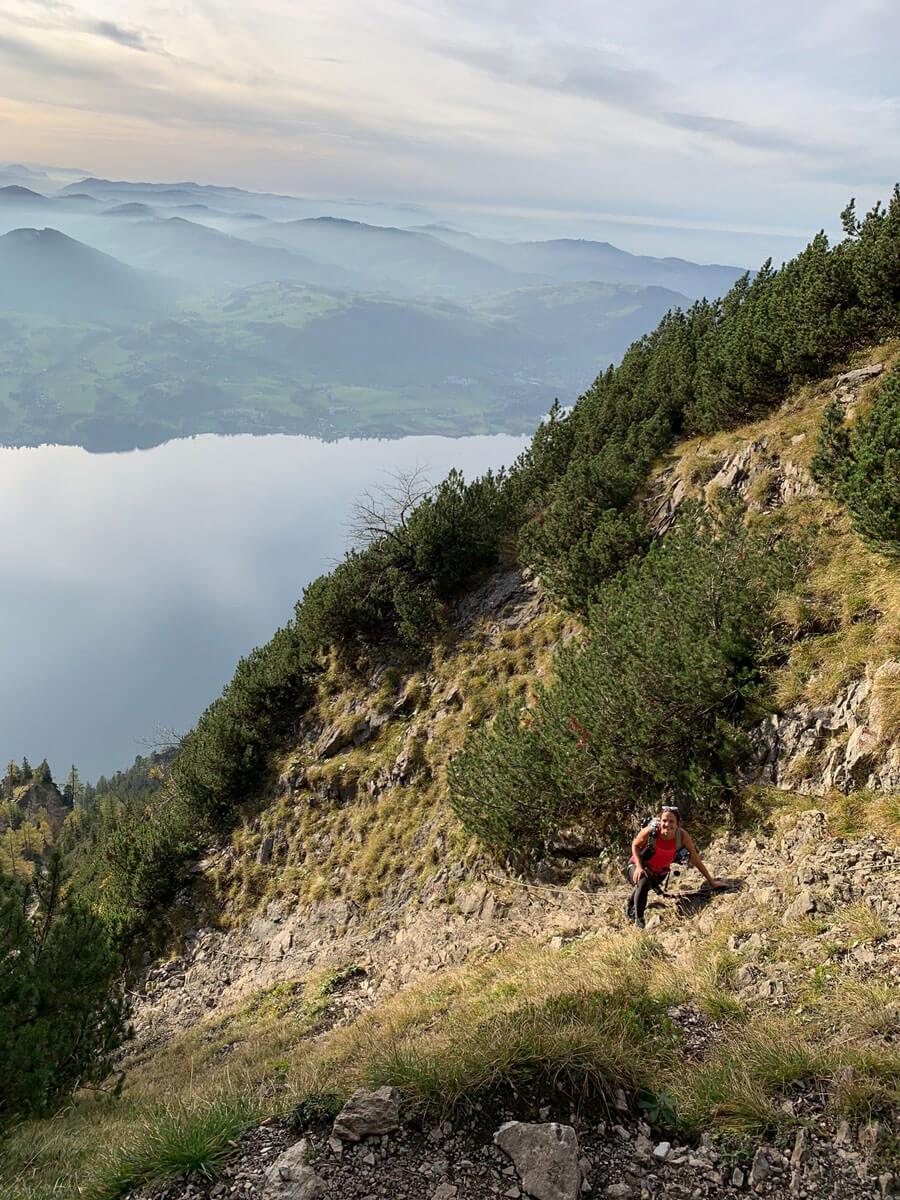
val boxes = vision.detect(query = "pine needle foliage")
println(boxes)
[448,501,796,851]
[0,852,128,1120]
[812,361,900,553]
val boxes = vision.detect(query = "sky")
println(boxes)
[0,0,898,261]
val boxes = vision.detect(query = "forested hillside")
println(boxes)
[3,189,900,1199]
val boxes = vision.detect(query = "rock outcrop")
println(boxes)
[750,660,900,796]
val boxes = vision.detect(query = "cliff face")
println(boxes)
[0,777,69,835]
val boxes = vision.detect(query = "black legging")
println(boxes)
[626,862,667,920]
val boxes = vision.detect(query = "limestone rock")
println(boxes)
[431,1185,458,1200]
[456,567,546,634]
[262,1140,326,1199]
[844,723,879,778]
[783,888,816,925]
[315,721,357,759]
[494,1121,582,1200]
[332,1086,400,1141]
[791,1127,810,1169]
[834,363,884,388]
[750,1146,771,1187]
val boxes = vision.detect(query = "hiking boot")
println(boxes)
[634,917,646,931]
[623,901,634,921]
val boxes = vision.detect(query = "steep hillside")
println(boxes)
[130,349,900,1002]
[6,355,899,1200]
[5,192,900,1199]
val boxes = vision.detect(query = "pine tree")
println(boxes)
[811,399,852,488]
[0,852,129,1117]
[842,364,900,552]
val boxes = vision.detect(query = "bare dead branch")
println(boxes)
[346,464,434,550]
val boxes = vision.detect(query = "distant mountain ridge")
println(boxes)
[423,228,742,300]
[0,170,750,449]
[0,227,175,322]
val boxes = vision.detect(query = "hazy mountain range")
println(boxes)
[0,168,746,450]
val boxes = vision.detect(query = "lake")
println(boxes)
[0,432,528,781]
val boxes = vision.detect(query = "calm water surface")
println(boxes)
[1,432,527,780]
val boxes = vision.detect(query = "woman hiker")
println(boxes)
[625,805,726,930]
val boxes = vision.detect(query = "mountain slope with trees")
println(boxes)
[3,188,900,1197]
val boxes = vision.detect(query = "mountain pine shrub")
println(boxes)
[448,501,796,852]
[0,852,128,1119]
[518,190,900,609]
[812,361,900,554]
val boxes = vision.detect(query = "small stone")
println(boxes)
[860,1121,885,1152]
[790,1127,810,1169]
[605,1186,633,1199]
[750,1148,770,1187]
[431,1186,458,1200]
[653,1141,670,1160]
[731,1166,745,1188]
[879,1172,894,1197]
[783,889,816,925]
[261,1140,326,1200]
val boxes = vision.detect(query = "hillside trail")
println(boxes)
[134,808,900,1049]
[136,356,900,1045]
[128,809,900,1200]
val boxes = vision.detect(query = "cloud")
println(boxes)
[440,40,664,110]
[85,19,150,52]
[0,31,112,82]
[438,36,837,167]
[0,0,896,259]
[661,112,818,157]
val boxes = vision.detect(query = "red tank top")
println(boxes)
[632,834,677,875]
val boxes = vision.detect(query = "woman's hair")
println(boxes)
[659,804,680,824]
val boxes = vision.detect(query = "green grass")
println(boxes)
[86,1096,264,1200]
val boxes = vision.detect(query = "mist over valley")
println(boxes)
[0,169,743,451]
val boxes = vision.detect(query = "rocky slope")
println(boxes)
[95,353,900,1200]
[130,1093,895,1200]
[128,805,899,1198]
[134,353,900,1041]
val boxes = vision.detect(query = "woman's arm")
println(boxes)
[631,827,651,880]
[681,831,723,887]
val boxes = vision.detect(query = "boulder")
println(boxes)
[332,1086,400,1141]
[262,1140,326,1199]
[494,1121,582,1200]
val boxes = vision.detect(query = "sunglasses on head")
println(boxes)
[661,805,679,812]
